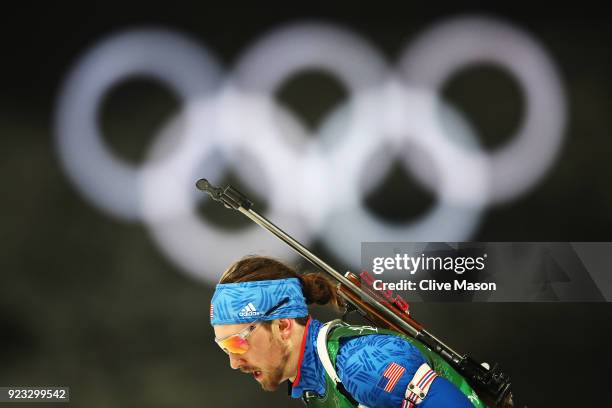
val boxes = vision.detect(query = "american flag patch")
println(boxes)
[209,304,214,319]
[377,362,406,393]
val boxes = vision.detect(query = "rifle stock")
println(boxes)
[338,272,513,408]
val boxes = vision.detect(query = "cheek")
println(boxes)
[250,336,284,368]
[266,339,288,366]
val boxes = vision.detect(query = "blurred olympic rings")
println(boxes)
[54,17,567,282]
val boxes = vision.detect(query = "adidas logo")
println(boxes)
[238,302,262,317]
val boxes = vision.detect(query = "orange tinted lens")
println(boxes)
[218,335,249,354]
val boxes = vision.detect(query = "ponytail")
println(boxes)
[299,272,344,309]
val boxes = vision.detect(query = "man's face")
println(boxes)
[214,322,290,391]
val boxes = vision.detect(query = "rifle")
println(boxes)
[196,178,514,407]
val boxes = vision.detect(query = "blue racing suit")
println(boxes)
[289,318,475,407]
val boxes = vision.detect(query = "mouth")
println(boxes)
[253,370,263,381]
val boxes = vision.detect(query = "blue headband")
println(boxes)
[210,278,308,325]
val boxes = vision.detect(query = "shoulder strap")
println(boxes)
[316,320,343,384]
[315,320,363,407]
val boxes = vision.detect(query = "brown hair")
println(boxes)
[220,255,344,325]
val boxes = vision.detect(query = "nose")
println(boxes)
[228,352,246,370]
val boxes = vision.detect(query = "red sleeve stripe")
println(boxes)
[291,316,312,387]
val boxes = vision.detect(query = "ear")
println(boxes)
[276,318,293,340]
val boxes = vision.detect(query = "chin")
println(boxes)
[258,375,281,392]
[260,381,281,392]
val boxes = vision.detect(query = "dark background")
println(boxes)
[1,3,611,407]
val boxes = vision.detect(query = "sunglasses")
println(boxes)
[214,297,290,355]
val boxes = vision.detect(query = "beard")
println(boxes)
[243,337,290,391]
[258,363,286,391]
[239,365,283,391]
